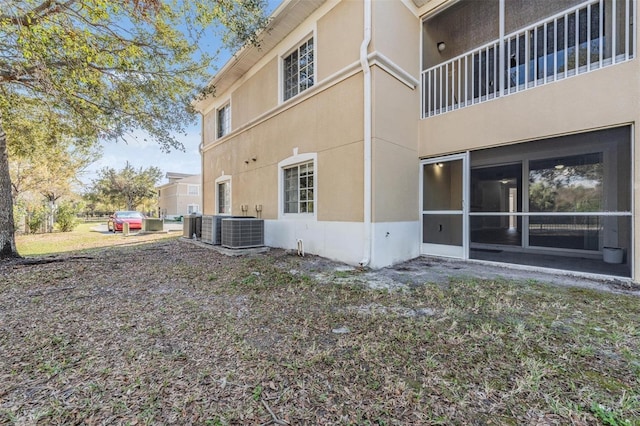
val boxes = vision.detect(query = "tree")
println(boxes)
[6,97,99,202]
[81,189,110,216]
[0,0,268,257]
[529,159,604,213]
[92,162,162,211]
[528,181,557,212]
[3,95,99,233]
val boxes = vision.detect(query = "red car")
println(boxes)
[107,211,145,232]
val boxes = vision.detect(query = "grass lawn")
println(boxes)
[0,239,638,424]
[15,222,179,256]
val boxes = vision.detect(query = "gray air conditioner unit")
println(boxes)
[201,215,223,245]
[221,218,264,249]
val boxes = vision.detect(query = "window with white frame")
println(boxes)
[283,38,314,101]
[187,184,199,196]
[217,103,231,138]
[283,161,314,214]
[217,180,231,215]
[187,204,200,214]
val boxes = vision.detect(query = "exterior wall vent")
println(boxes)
[221,218,264,249]
[201,215,223,245]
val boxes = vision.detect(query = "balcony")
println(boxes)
[421,0,635,118]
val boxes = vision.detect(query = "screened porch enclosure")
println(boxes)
[468,127,632,277]
[421,0,636,117]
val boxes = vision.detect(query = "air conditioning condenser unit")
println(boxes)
[201,215,223,245]
[221,218,264,249]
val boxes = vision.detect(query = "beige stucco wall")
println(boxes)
[176,175,202,186]
[202,73,364,222]
[158,182,201,216]
[158,184,178,215]
[317,0,363,81]
[203,109,216,146]
[201,56,278,147]
[372,138,420,222]
[372,0,420,77]
[371,67,420,222]
[202,0,360,146]
[175,183,201,215]
[367,0,421,224]
[210,0,423,225]
[157,175,201,216]
[231,57,279,130]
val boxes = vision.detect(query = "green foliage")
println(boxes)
[12,201,26,233]
[4,97,101,207]
[529,160,603,213]
[528,182,557,212]
[26,206,47,234]
[590,403,633,426]
[55,201,82,232]
[252,385,263,401]
[81,190,115,217]
[0,0,269,152]
[91,162,162,210]
[0,0,269,256]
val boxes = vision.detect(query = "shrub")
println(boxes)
[55,201,81,232]
[26,207,47,234]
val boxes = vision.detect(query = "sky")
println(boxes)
[81,124,204,186]
[81,0,281,188]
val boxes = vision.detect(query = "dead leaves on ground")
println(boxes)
[1,240,639,425]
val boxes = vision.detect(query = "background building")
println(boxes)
[157,172,201,219]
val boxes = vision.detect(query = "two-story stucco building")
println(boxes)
[194,0,637,281]
[157,172,202,219]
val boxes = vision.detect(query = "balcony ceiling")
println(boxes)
[194,0,324,113]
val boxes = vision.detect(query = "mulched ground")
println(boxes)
[1,239,638,425]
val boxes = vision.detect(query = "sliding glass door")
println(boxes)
[467,127,632,277]
[470,163,523,247]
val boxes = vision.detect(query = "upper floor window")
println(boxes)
[283,38,314,101]
[217,103,231,138]
[283,161,314,214]
[187,184,199,196]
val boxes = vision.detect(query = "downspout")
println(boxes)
[199,113,205,213]
[359,0,372,267]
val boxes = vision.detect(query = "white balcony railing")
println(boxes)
[421,0,636,118]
